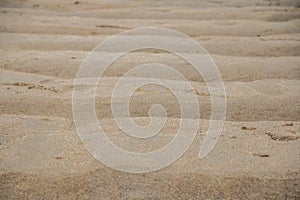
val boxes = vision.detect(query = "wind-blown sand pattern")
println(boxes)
[0,0,300,199]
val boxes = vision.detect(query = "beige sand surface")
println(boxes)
[0,0,299,199]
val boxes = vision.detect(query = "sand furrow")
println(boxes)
[1,10,299,36]
[1,70,299,121]
[1,32,299,57]
[1,50,299,81]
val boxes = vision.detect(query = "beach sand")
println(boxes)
[0,0,299,199]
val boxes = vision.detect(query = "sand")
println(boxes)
[0,0,299,199]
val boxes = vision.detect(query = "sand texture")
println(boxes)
[0,0,300,199]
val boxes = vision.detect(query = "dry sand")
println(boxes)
[0,0,300,199]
